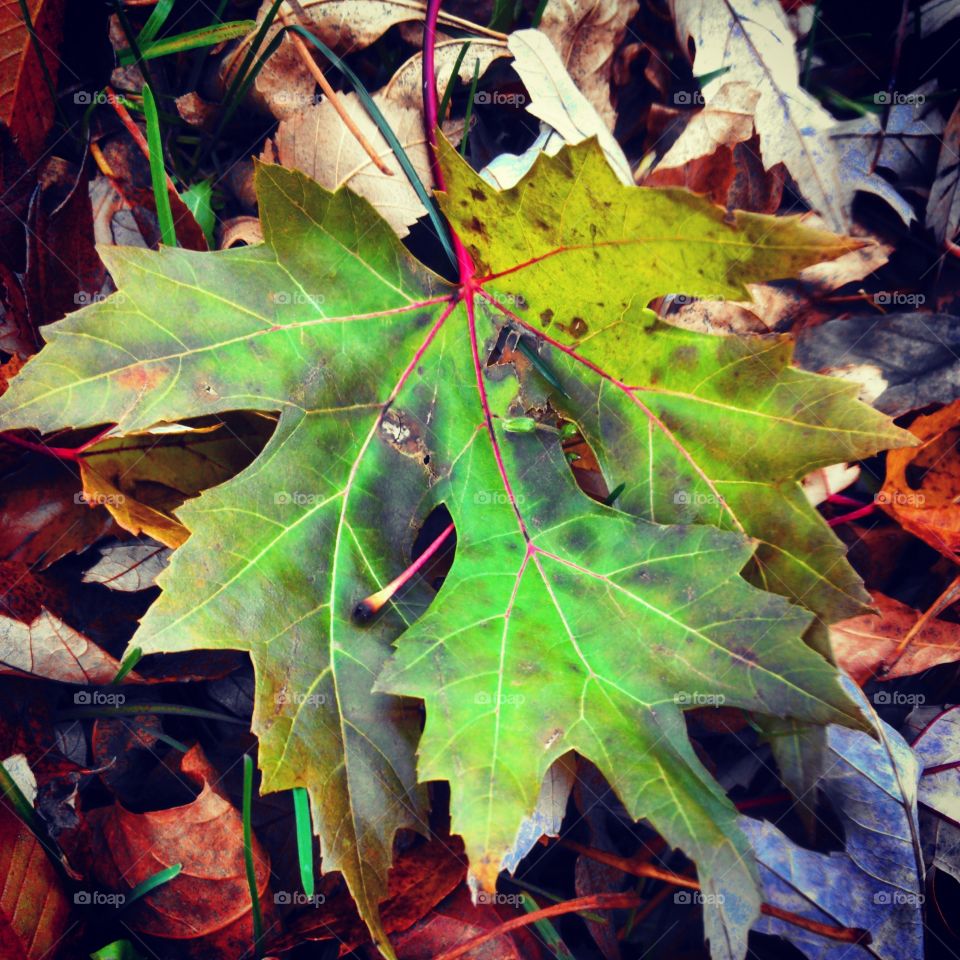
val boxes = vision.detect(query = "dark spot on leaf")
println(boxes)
[672,346,698,368]
[352,599,376,624]
[570,317,588,337]
[470,187,486,201]
[539,309,554,326]
[469,216,487,237]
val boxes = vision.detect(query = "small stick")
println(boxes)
[279,5,393,176]
[353,521,455,622]
[561,837,870,946]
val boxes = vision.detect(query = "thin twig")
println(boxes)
[562,837,870,946]
[278,5,393,175]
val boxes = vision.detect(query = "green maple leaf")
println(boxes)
[0,138,909,959]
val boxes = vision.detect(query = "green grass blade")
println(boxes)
[89,940,147,960]
[243,754,264,958]
[292,787,315,897]
[142,85,177,247]
[460,57,481,157]
[111,647,142,684]
[58,703,249,725]
[287,24,457,268]
[531,0,550,29]
[181,179,216,247]
[0,761,38,831]
[136,0,174,45]
[124,863,182,906]
[519,892,576,959]
[438,41,471,121]
[120,20,256,65]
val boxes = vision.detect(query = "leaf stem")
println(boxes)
[354,522,455,621]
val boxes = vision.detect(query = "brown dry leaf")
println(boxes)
[831,592,960,684]
[81,745,271,949]
[539,0,639,129]
[382,38,509,111]
[79,467,188,549]
[220,23,315,120]
[0,449,119,569]
[644,82,784,213]
[880,400,960,559]
[670,0,849,229]
[292,0,498,52]
[77,412,275,549]
[264,92,433,237]
[0,561,128,683]
[0,0,65,165]
[389,885,547,960]
[0,802,71,959]
[232,1,500,119]
[220,216,263,248]
[270,835,467,953]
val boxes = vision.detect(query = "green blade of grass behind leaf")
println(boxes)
[181,179,217,247]
[142,85,177,247]
[459,58,481,157]
[293,787,315,897]
[0,761,38,831]
[111,646,142,684]
[243,754,264,958]
[438,40,471,121]
[124,863,182,906]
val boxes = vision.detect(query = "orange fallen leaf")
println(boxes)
[832,592,960,684]
[0,803,71,959]
[79,745,271,952]
[879,400,960,559]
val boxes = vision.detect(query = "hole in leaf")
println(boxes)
[410,503,457,592]
[352,505,457,625]
[559,419,612,505]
